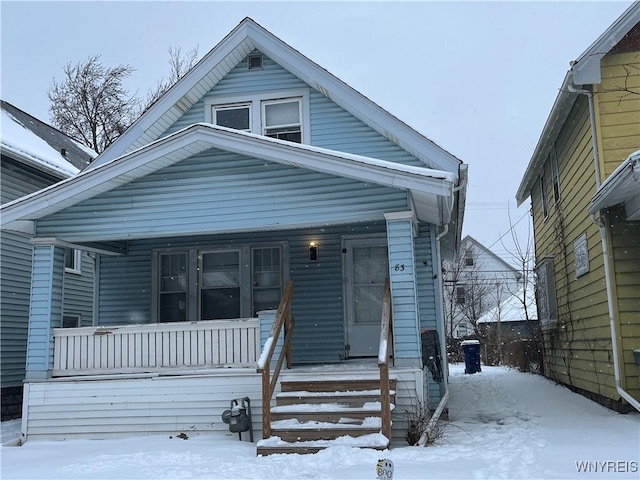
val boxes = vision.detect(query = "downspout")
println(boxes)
[418,173,466,445]
[570,79,640,412]
[418,223,450,446]
[591,211,640,413]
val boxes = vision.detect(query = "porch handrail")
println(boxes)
[378,277,393,442]
[256,280,294,439]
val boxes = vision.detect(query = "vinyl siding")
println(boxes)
[595,51,640,177]
[1,156,59,203]
[1,158,94,388]
[0,231,32,387]
[22,366,422,443]
[163,54,423,167]
[97,223,391,364]
[530,95,618,401]
[386,217,420,361]
[36,149,408,242]
[25,246,65,377]
[63,252,95,326]
[22,372,264,440]
[607,205,640,400]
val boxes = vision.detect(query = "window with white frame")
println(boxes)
[154,243,286,322]
[540,175,548,219]
[212,103,251,132]
[262,99,302,143]
[64,248,82,274]
[206,90,309,144]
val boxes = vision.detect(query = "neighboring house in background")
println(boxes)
[476,287,540,369]
[516,3,640,413]
[0,18,467,452]
[444,235,523,338]
[0,100,96,419]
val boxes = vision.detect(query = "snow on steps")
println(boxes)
[256,377,396,456]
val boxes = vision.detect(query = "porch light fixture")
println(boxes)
[308,241,318,262]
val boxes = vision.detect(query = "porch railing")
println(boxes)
[378,277,394,442]
[256,281,295,439]
[52,318,260,376]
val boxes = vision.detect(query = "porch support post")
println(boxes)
[25,244,65,380]
[384,211,421,368]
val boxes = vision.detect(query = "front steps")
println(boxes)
[257,377,396,455]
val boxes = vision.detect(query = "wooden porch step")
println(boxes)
[270,406,390,423]
[275,390,395,407]
[271,426,381,442]
[256,433,390,456]
[280,378,397,392]
[259,376,394,455]
[257,443,388,456]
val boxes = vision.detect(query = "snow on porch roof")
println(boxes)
[88,17,461,174]
[0,123,456,231]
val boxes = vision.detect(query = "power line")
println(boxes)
[486,208,531,251]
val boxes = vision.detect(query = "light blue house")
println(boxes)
[0,19,467,451]
[0,100,95,420]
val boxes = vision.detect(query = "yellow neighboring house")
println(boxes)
[516,2,640,413]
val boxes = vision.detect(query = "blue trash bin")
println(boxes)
[461,340,481,374]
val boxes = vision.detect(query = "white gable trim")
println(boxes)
[89,18,461,174]
[1,124,455,229]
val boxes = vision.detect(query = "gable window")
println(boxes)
[262,99,302,143]
[465,255,474,267]
[540,175,548,219]
[64,248,82,274]
[154,243,287,322]
[213,103,251,132]
[206,90,309,144]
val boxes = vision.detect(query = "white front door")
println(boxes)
[344,238,389,358]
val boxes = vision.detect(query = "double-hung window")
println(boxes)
[262,99,302,143]
[212,103,251,132]
[200,250,241,320]
[206,90,309,144]
[159,252,188,322]
[154,243,287,322]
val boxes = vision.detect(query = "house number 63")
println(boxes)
[393,264,405,271]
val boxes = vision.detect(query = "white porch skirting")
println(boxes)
[20,367,425,445]
[52,319,260,376]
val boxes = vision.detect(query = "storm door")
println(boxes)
[344,238,389,358]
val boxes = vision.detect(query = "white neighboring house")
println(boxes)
[445,235,523,338]
[477,287,538,328]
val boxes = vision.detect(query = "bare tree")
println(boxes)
[48,55,140,154]
[501,209,536,322]
[143,45,199,111]
[443,244,494,338]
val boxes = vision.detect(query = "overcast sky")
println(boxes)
[0,1,634,264]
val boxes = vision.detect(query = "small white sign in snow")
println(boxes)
[376,458,394,479]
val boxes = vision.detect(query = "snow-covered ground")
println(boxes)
[1,364,638,479]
